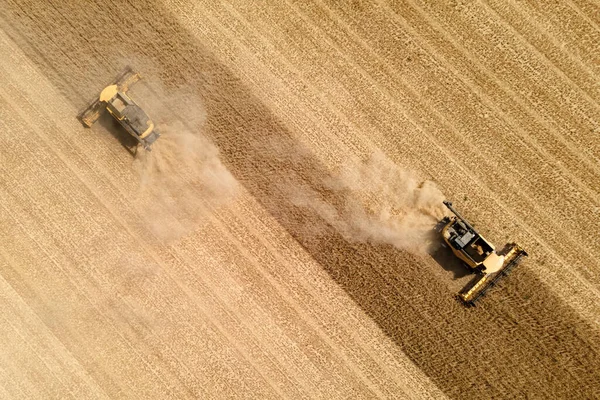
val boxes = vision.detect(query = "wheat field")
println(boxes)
[0,1,599,398]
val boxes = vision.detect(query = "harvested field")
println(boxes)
[0,0,599,399]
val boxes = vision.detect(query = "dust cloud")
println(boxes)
[128,79,238,243]
[285,151,447,255]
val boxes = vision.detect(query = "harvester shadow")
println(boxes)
[431,244,472,279]
[96,107,139,157]
[431,219,471,279]
[7,1,600,398]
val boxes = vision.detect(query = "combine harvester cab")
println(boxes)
[78,67,160,151]
[440,201,528,306]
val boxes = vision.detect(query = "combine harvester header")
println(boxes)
[440,201,528,306]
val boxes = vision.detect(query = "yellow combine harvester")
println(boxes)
[78,67,160,151]
[440,201,528,306]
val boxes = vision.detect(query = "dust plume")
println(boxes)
[285,151,447,255]
[127,78,238,243]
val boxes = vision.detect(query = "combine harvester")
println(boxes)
[440,201,528,306]
[78,67,160,151]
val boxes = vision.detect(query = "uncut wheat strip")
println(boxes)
[0,256,109,399]
[171,0,600,326]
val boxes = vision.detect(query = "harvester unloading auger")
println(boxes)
[78,67,160,151]
[440,201,528,306]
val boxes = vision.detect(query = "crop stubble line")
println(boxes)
[0,354,29,399]
[274,0,600,296]
[479,0,600,102]
[375,0,600,199]
[0,378,18,400]
[0,71,283,399]
[0,253,112,400]
[507,0,600,68]
[0,119,180,399]
[0,185,151,399]
[0,296,78,398]
[567,0,600,33]
[408,0,600,158]
[0,262,114,400]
